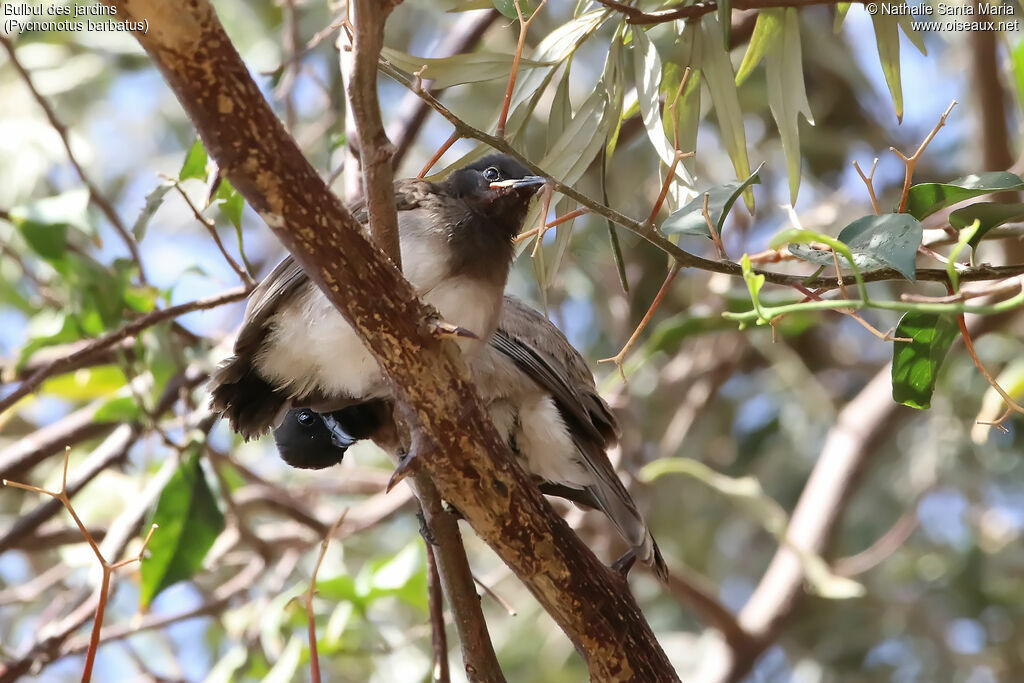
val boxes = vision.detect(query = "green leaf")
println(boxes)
[765,9,813,203]
[891,313,959,409]
[141,450,225,608]
[41,365,128,400]
[380,47,550,89]
[93,396,143,423]
[837,213,922,280]
[661,163,764,237]
[700,17,753,208]
[905,172,1024,220]
[787,214,922,280]
[631,27,693,186]
[132,182,172,241]
[17,312,81,369]
[896,2,927,55]
[871,14,903,122]
[492,0,535,19]
[213,179,244,231]
[949,203,1024,248]
[735,9,782,85]
[179,138,208,181]
[8,189,91,261]
[1013,38,1024,107]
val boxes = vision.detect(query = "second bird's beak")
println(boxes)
[490,176,547,192]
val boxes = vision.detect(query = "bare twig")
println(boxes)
[345,0,403,267]
[301,510,349,683]
[409,473,505,682]
[497,0,548,138]
[892,101,957,213]
[599,261,682,379]
[389,10,500,169]
[3,448,158,682]
[166,178,255,286]
[852,158,881,215]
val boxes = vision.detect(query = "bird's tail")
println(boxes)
[208,355,288,440]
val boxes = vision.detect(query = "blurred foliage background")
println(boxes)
[2,0,1024,681]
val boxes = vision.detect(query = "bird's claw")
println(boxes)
[386,450,420,493]
[429,320,480,341]
[416,511,438,546]
[611,550,638,578]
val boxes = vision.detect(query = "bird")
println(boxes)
[209,155,545,439]
[273,295,667,580]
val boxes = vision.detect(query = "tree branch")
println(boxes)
[593,0,867,24]
[106,2,677,678]
[346,0,402,267]
[0,287,247,415]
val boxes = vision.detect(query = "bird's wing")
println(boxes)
[493,297,620,443]
[491,297,659,569]
[233,256,309,357]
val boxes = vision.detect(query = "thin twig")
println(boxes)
[892,101,957,213]
[0,287,248,415]
[593,0,869,24]
[3,448,158,682]
[497,0,548,138]
[852,158,881,215]
[376,60,1024,289]
[599,261,682,380]
[425,542,451,683]
[166,178,255,286]
[301,510,349,683]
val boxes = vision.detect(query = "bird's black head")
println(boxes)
[273,409,349,470]
[443,154,546,237]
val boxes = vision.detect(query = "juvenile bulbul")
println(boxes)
[274,296,667,579]
[209,155,545,438]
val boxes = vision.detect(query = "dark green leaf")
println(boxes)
[949,203,1024,248]
[905,172,1024,220]
[141,449,225,608]
[493,0,535,20]
[837,213,923,280]
[179,138,208,181]
[661,163,764,237]
[891,312,959,409]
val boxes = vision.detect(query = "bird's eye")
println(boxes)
[296,410,316,427]
[483,167,501,182]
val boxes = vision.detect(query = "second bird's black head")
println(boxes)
[443,154,545,239]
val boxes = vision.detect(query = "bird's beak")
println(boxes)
[490,176,547,191]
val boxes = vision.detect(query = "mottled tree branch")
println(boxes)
[102,1,678,679]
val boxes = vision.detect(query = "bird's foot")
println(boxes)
[386,449,421,493]
[611,550,638,577]
[428,319,480,341]
[416,511,438,546]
